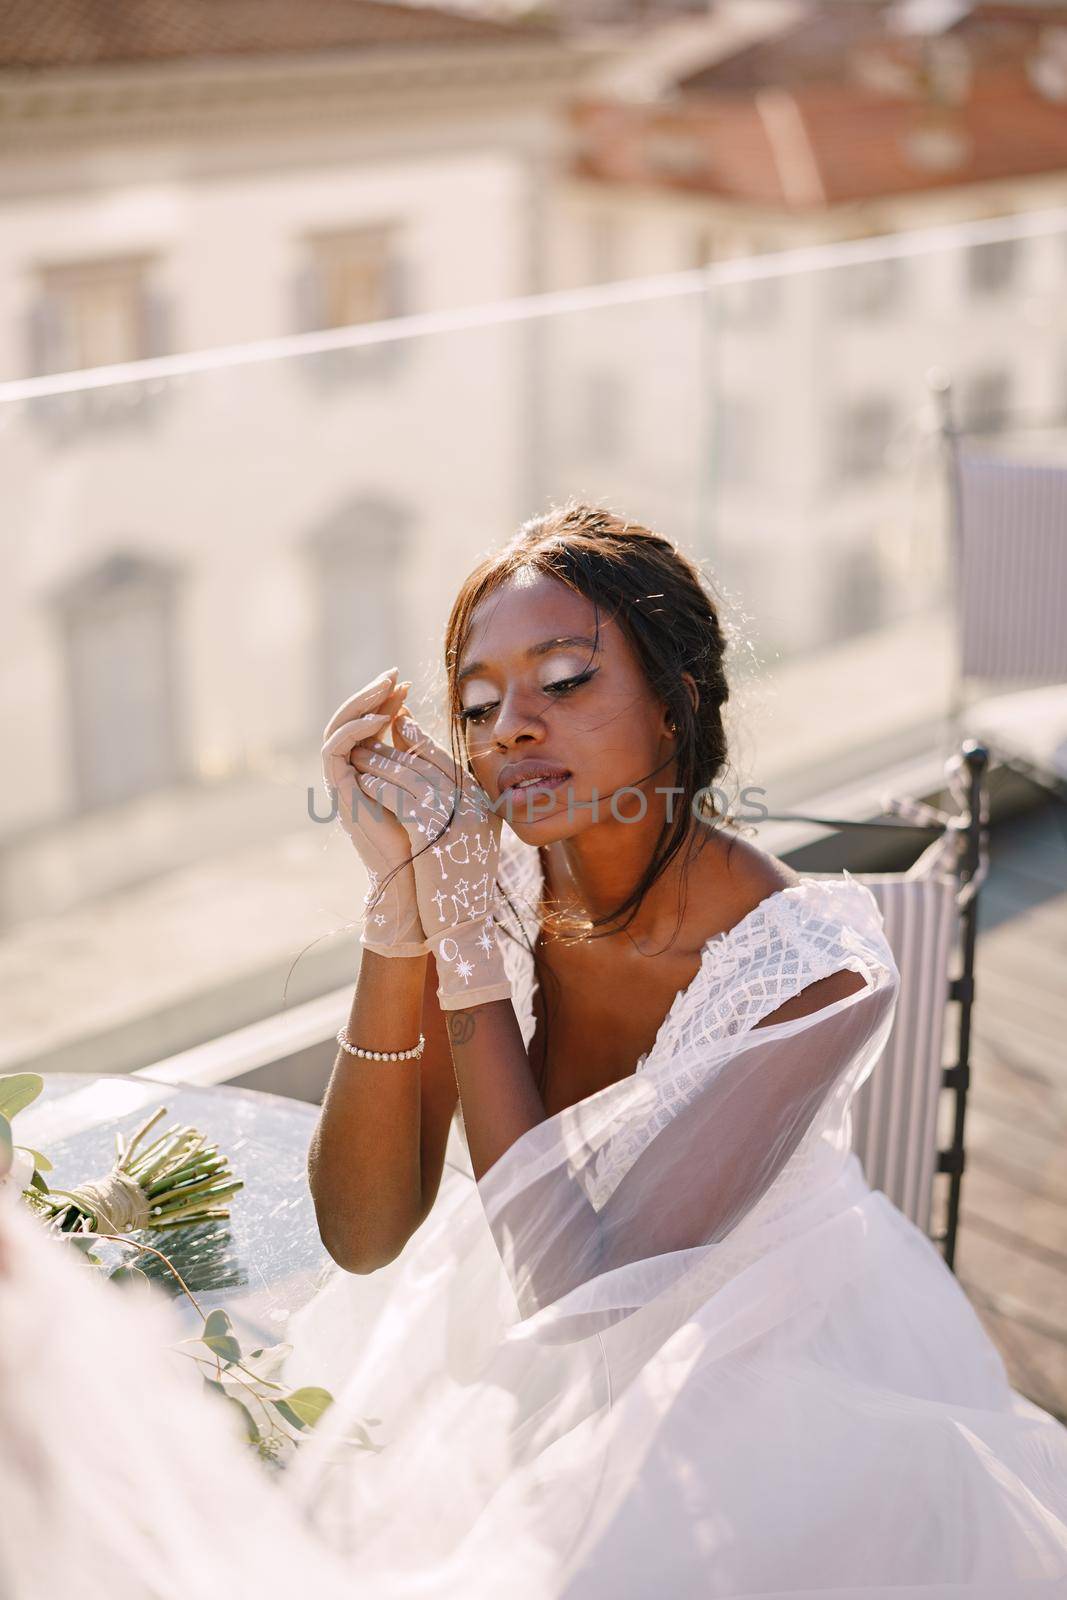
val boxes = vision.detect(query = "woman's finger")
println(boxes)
[351,742,460,821]
[376,680,411,735]
[321,668,399,744]
[388,709,459,789]
[355,736,435,774]
[350,744,432,808]
[390,706,425,754]
[321,712,393,766]
[354,771,409,830]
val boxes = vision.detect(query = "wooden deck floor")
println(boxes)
[931,794,1067,1424]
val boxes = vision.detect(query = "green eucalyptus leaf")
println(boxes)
[0,1113,11,1179]
[274,1386,333,1431]
[201,1306,243,1364]
[14,1144,52,1174]
[202,1309,232,1340]
[0,1074,44,1120]
[202,1332,242,1365]
[109,1265,150,1289]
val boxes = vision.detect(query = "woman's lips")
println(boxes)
[511,774,569,794]
[504,773,572,804]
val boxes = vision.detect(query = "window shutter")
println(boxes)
[25,291,67,377]
[137,285,172,359]
[383,252,409,320]
[290,264,324,335]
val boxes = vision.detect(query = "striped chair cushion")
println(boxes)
[956,448,1067,683]
[811,857,961,1236]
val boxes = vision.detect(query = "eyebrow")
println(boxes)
[457,634,598,684]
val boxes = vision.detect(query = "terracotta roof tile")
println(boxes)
[573,2,1067,209]
[0,0,556,72]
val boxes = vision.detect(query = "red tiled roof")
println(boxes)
[572,2,1067,209]
[677,2,1067,96]
[0,0,557,72]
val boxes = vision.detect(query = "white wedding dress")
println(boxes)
[3,826,1066,1599]
[277,827,1067,1597]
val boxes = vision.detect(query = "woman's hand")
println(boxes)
[320,668,428,958]
[350,708,513,1011]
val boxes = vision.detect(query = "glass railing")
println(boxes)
[2,206,1065,1077]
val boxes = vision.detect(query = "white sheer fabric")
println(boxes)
[6,831,1066,1598]
[0,1195,354,1600]
[277,828,1067,1595]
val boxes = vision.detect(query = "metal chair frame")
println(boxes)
[759,740,989,1272]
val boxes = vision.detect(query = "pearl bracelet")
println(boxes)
[336,1027,426,1062]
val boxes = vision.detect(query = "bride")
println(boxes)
[2,502,1065,1599]
[292,502,1067,1595]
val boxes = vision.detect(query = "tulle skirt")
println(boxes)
[281,1130,1067,1598]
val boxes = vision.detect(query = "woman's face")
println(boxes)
[455,571,674,842]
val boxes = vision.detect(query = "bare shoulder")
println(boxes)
[692,823,802,925]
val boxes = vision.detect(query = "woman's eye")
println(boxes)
[458,669,596,726]
[458,703,494,726]
[544,670,596,699]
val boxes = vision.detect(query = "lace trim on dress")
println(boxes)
[462,829,898,1217]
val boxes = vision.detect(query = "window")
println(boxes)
[966,238,1018,296]
[837,397,896,480]
[292,224,409,387]
[29,255,167,373]
[24,254,171,435]
[307,226,400,328]
[960,369,1012,433]
[48,551,185,811]
[836,257,902,317]
[305,495,411,724]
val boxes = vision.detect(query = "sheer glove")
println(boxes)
[320,668,429,959]
[350,710,512,1011]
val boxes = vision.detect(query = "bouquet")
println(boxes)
[27,1103,243,1235]
[0,1071,361,1467]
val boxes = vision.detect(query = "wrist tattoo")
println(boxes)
[447,1012,477,1048]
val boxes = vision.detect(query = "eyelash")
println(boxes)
[458,669,597,726]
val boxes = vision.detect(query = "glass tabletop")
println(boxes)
[17,1073,334,1345]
